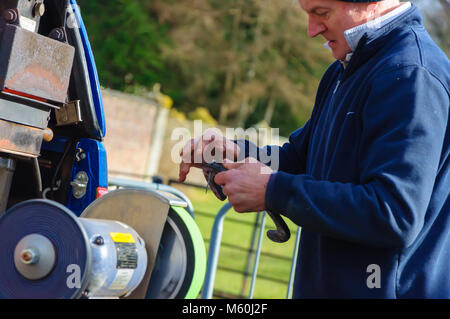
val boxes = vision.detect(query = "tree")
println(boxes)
[77,0,175,92]
[154,0,332,133]
[78,0,334,135]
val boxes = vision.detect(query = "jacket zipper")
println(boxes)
[333,80,341,95]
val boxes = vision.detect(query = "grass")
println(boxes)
[171,184,300,299]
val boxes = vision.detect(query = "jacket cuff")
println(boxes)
[233,139,258,161]
[265,171,293,215]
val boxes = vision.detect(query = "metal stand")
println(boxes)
[201,202,302,299]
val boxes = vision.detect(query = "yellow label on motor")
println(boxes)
[110,232,135,243]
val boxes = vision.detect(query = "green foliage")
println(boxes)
[77,0,175,91]
[78,0,334,134]
[157,0,333,129]
[188,107,218,126]
[77,0,449,135]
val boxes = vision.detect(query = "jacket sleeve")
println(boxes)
[265,66,449,249]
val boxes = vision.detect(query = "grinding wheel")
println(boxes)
[146,206,206,299]
[0,200,91,299]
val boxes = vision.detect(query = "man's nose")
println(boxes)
[307,17,326,38]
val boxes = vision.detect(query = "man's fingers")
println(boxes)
[193,134,219,164]
[179,138,196,182]
[179,162,191,182]
[222,157,257,169]
[214,171,229,186]
[179,131,239,183]
[222,159,243,170]
[180,138,195,158]
[222,184,229,197]
[225,140,240,161]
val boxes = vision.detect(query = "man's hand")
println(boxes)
[178,129,240,182]
[214,157,273,213]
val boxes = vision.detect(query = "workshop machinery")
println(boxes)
[0,0,206,299]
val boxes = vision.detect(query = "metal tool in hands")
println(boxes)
[202,161,291,243]
[203,161,228,200]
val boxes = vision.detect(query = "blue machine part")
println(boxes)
[40,2,109,214]
[0,200,91,299]
[67,138,108,216]
[41,135,68,153]
[70,0,106,138]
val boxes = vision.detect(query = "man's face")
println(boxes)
[298,0,372,60]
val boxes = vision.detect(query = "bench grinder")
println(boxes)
[0,0,206,299]
[0,189,206,299]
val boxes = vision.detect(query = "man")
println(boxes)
[179,0,449,298]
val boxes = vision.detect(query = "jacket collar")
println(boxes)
[344,2,412,53]
[342,3,422,80]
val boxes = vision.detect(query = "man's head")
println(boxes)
[298,0,402,60]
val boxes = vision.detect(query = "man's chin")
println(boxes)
[331,50,346,61]
[324,41,349,61]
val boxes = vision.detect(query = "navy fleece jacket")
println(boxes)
[238,5,449,298]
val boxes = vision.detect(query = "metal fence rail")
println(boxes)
[201,202,301,299]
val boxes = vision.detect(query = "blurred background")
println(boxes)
[77,0,449,298]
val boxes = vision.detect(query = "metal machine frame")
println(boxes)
[0,0,206,299]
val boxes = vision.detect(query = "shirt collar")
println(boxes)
[344,2,412,52]
[324,2,412,68]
